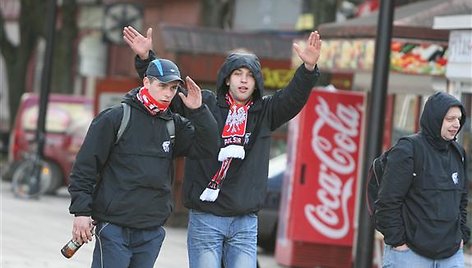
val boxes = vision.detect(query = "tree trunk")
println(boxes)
[1,0,43,127]
[6,54,30,125]
[311,0,339,29]
[52,0,77,94]
[200,0,235,29]
[0,0,78,128]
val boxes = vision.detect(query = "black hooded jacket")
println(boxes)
[376,92,470,259]
[136,51,319,216]
[68,88,218,228]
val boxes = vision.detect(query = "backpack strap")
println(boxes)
[402,134,424,179]
[115,102,131,145]
[115,102,175,147]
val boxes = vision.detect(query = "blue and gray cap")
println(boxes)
[146,59,183,83]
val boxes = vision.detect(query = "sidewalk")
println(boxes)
[2,180,469,267]
[0,182,280,268]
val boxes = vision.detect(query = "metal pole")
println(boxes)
[30,0,57,195]
[354,0,395,267]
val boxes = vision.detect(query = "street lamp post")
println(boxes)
[354,0,395,267]
[29,0,57,196]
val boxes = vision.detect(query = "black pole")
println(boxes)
[354,1,395,267]
[30,0,57,195]
[36,0,57,151]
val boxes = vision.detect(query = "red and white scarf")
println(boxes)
[137,87,170,115]
[200,94,252,202]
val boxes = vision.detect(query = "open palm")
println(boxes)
[179,76,202,110]
[293,31,322,71]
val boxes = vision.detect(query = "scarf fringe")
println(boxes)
[218,145,245,161]
[199,188,220,202]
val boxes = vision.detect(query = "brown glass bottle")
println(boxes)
[61,239,82,258]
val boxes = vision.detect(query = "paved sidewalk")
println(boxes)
[0,182,280,268]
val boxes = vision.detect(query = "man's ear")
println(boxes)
[143,77,150,87]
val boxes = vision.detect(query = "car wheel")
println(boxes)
[11,159,62,198]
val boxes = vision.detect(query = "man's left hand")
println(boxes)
[179,76,202,110]
[293,31,322,71]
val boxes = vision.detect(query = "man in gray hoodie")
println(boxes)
[376,91,470,267]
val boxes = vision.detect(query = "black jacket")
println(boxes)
[68,88,218,228]
[376,91,470,259]
[136,51,319,216]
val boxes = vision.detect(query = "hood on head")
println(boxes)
[420,91,466,141]
[216,52,264,101]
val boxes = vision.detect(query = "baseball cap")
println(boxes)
[146,59,183,83]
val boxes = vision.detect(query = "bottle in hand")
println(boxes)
[61,239,83,258]
[62,220,96,258]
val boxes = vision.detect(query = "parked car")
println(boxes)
[257,153,286,252]
[5,93,93,195]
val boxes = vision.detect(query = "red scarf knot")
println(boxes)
[137,87,170,115]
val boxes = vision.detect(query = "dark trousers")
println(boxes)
[91,222,165,268]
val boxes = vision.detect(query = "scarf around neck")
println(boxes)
[137,87,169,115]
[200,93,252,202]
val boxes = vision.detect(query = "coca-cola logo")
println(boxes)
[304,96,362,239]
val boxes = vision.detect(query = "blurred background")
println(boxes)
[1,0,471,267]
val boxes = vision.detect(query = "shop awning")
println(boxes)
[319,0,472,41]
[160,24,298,60]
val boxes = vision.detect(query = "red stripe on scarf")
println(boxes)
[137,87,170,115]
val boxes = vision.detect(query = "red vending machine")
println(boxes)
[275,88,366,267]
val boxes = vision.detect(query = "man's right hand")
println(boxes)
[123,26,153,60]
[72,216,94,244]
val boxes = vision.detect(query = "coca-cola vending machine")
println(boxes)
[275,88,366,267]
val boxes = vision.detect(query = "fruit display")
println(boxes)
[390,41,447,76]
[316,39,448,76]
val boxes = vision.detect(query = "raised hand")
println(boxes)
[123,26,153,60]
[179,76,202,110]
[292,31,322,71]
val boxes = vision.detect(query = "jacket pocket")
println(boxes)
[418,171,461,221]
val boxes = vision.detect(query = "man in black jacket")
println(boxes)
[68,58,218,268]
[124,26,322,268]
[376,91,470,267]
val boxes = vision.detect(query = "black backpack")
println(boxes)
[115,102,175,145]
[365,134,423,220]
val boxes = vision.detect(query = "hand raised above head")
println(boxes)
[292,31,322,71]
[123,26,153,60]
[179,76,202,110]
